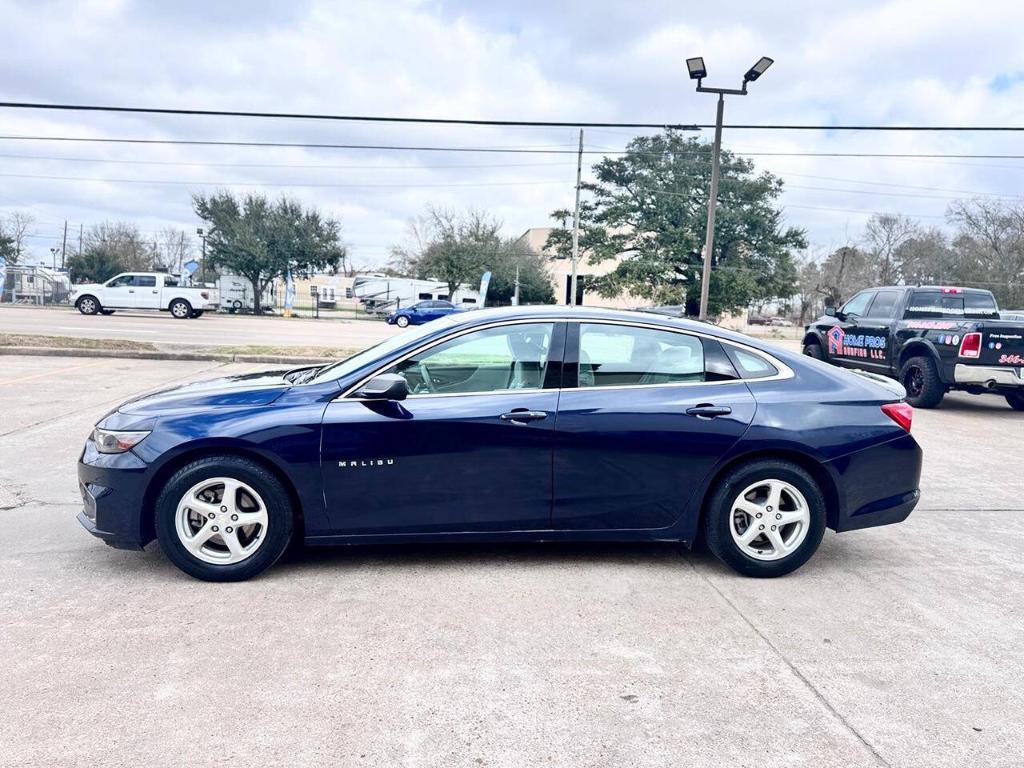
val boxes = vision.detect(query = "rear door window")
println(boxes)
[577,324,708,387]
[134,275,157,287]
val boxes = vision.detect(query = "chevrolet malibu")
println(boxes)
[78,306,923,582]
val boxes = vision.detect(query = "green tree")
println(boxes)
[66,246,125,284]
[0,230,15,262]
[545,131,805,316]
[392,207,554,305]
[193,192,345,313]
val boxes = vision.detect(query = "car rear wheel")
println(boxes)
[170,299,192,319]
[899,355,945,408]
[802,341,825,360]
[155,456,294,581]
[703,459,826,578]
[76,296,100,315]
[1006,392,1024,411]
[395,315,410,327]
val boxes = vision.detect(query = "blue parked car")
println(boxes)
[387,299,463,327]
[78,306,922,581]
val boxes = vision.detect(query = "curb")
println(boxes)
[0,346,334,366]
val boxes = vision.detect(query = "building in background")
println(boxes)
[516,228,653,309]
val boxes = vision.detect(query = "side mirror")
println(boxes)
[356,374,408,401]
[824,306,837,317]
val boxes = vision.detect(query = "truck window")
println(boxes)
[134,275,157,287]
[906,290,999,319]
[164,275,179,287]
[841,291,874,317]
[106,275,134,288]
[867,290,900,318]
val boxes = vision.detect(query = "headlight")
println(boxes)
[92,427,151,454]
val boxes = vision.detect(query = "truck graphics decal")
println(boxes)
[828,325,886,360]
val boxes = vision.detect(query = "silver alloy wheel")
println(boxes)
[174,477,269,565]
[171,301,190,318]
[79,297,97,314]
[396,315,410,327]
[729,479,811,561]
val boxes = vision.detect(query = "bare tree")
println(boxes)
[863,214,918,285]
[83,222,156,271]
[4,211,36,264]
[156,227,192,274]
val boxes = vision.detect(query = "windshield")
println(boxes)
[307,315,462,383]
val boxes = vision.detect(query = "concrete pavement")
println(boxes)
[0,355,1022,767]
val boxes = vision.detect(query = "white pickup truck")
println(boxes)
[71,272,215,319]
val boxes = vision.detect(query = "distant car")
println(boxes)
[77,305,922,582]
[747,315,769,326]
[387,300,463,327]
[71,272,213,319]
[768,317,794,327]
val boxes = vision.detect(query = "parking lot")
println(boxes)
[1,354,1023,767]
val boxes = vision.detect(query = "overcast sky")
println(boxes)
[4,0,1024,269]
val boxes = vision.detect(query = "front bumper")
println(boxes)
[76,441,151,550]
[954,364,1024,389]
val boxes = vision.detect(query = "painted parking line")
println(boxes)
[0,359,106,386]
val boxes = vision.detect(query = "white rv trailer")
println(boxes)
[351,275,480,315]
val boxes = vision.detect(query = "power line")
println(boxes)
[0,172,568,189]
[0,101,699,130]
[5,101,1024,132]
[6,134,1024,162]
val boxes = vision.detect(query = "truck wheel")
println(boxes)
[1006,392,1024,411]
[76,295,100,315]
[170,299,192,319]
[899,355,945,408]
[802,341,825,361]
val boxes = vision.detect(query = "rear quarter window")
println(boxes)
[723,345,779,379]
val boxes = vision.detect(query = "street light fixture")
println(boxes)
[196,227,207,284]
[690,55,774,320]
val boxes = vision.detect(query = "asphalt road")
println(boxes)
[1,356,1022,767]
[0,304,400,349]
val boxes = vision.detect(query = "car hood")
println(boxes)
[117,368,294,415]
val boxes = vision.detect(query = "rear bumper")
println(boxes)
[828,433,923,533]
[954,364,1024,389]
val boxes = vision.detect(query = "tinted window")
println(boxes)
[906,290,999,319]
[417,293,432,300]
[385,322,554,395]
[134,275,157,287]
[578,324,706,387]
[842,291,874,317]
[724,345,779,379]
[164,275,179,287]
[867,290,900,318]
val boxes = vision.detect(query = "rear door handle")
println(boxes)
[500,409,548,424]
[686,404,732,418]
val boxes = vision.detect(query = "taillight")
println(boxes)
[881,402,913,433]
[959,332,982,358]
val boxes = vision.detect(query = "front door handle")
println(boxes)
[686,404,732,419]
[500,409,548,424]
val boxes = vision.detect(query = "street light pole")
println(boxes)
[687,56,774,321]
[196,227,207,284]
[569,128,584,307]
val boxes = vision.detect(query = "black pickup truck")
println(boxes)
[803,286,1024,410]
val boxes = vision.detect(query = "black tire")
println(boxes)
[76,295,100,315]
[169,298,192,319]
[899,355,945,408]
[154,455,294,582]
[703,459,827,578]
[802,341,825,361]
[190,310,204,318]
[1006,392,1024,411]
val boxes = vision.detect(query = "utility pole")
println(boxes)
[569,128,584,306]
[698,94,724,321]
[512,264,521,306]
[687,55,774,320]
[60,220,68,270]
[78,224,83,258]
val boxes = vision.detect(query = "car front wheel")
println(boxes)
[703,459,826,578]
[395,315,410,327]
[155,456,294,581]
[76,296,100,315]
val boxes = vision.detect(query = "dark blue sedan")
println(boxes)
[78,306,922,581]
[387,299,463,327]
